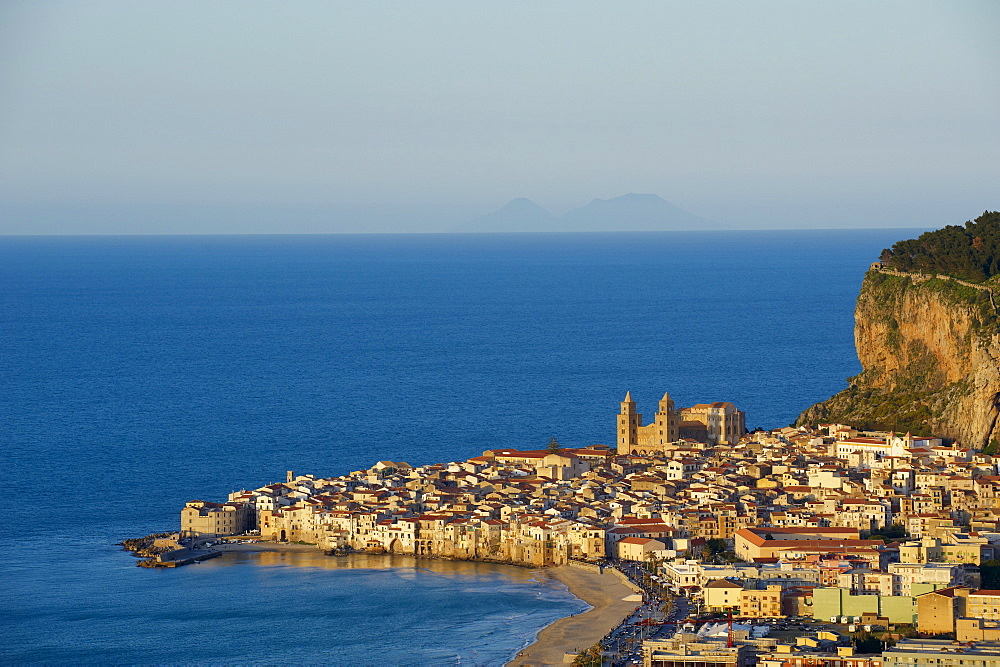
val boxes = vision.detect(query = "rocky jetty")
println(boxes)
[119,532,176,558]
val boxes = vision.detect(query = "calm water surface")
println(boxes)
[1,230,924,664]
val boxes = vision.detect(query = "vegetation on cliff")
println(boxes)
[880,211,1000,282]
[799,213,1000,447]
[800,383,936,436]
[867,271,997,340]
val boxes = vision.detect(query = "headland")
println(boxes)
[800,211,1000,448]
[123,215,1000,665]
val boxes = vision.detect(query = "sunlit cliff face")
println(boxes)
[800,271,1000,449]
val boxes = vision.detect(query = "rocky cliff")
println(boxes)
[797,269,1000,448]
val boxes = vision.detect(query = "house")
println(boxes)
[617,536,665,561]
[703,578,744,611]
[741,585,783,618]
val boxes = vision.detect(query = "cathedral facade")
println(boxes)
[616,392,745,455]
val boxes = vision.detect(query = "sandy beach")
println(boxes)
[508,565,641,667]
[209,545,640,665]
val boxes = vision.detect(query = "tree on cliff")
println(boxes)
[801,212,1000,449]
[880,211,1000,282]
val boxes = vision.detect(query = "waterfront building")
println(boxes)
[180,500,253,538]
[659,560,703,588]
[617,536,666,560]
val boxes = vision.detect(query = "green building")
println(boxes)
[811,587,917,624]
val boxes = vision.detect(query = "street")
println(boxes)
[593,559,691,666]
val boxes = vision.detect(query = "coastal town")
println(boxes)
[147,392,1000,666]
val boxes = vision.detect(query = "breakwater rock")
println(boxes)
[119,532,177,558]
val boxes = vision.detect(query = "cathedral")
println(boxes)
[616,391,746,455]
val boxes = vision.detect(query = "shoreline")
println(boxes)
[152,542,642,664]
[507,565,641,667]
[210,541,325,553]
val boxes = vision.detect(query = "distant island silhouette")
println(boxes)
[454,193,726,233]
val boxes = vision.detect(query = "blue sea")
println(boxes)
[1,230,923,664]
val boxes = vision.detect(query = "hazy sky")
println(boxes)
[1,1,997,234]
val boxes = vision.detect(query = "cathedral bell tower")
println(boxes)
[655,392,679,444]
[617,392,641,454]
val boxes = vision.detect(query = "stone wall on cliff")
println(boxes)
[797,269,1000,448]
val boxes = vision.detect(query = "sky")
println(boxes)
[1,1,998,234]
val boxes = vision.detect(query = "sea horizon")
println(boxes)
[0,225,934,238]
[3,229,925,663]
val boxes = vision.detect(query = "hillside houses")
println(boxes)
[181,420,1000,631]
